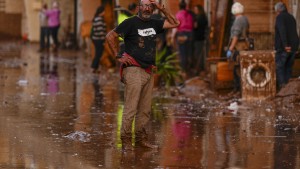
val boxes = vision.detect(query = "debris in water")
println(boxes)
[63,131,91,142]
[17,80,28,86]
[228,102,239,114]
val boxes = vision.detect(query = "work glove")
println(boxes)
[226,50,232,59]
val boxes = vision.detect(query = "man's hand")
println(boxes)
[150,0,164,10]
[151,0,179,29]
[117,55,134,66]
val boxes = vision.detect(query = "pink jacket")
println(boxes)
[176,10,194,32]
[46,9,60,27]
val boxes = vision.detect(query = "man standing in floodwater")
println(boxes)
[106,0,179,151]
[274,2,299,90]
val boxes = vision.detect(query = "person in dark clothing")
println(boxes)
[38,3,49,52]
[106,0,179,151]
[274,2,299,90]
[90,6,107,73]
[192,5,208,76]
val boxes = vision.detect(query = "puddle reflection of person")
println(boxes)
[47,66,59,94]
[172,119,191,162]
[74,79,103,133]
[172,119,191,148]
[40,53,50,75]
[40,53,59,94]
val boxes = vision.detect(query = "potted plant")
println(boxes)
[155,46,182,92]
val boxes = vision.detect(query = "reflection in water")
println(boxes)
[74,77,108,135]
[1,43,300,168]
[274,131,298,169]
[46,64,59,94]
[213,115,241,168]
[40,53,59,94]
[274,108,298,169]
[159,103,204,168]
[172,119,191,149]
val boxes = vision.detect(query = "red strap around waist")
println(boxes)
[119,53,154,83]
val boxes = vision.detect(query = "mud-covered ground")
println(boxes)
[0,41,300,169]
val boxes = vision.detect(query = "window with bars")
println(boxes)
[0,0,5,12]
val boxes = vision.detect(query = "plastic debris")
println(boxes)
[17,80,28,86]
[228,102,239,114]
[63,131,91,142]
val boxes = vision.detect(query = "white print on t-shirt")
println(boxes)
[138,28,156,37]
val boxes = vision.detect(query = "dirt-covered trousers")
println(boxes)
[121,66,154,140]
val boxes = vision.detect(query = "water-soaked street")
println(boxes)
[0,41,300,169]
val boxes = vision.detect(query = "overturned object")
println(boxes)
[240,50,276,100]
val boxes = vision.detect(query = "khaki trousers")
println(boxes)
[121,67,154,141]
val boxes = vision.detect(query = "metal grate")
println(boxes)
[0,0,5,12]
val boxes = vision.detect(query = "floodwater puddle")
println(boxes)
[0,42,300,168]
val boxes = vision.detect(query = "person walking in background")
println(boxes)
[192,4,208,76]
[106,0,179,151]
[173,0,194,78]
[46,1,61,52]
[117,2,137,24]
[274,2,299,90]
[90,6,107,74]
[38,3,49,52]
[226,2,249,96]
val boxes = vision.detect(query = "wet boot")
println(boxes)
[135,140,158,149]
[135,130,158,149]
[121,137,134,151]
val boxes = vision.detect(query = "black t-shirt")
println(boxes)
[115,16,165,68]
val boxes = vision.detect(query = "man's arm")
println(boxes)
[105,29,134,65]
[150,0,180,29]
[229,36,238,51]
[106,29,120,57]
[160,7,180,29]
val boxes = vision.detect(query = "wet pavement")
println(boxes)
[0,41,300,169]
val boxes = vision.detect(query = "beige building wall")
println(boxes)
[19,0,75,42]
[23,0,40,41]
[5,0,23,13]
[0,0,23,38]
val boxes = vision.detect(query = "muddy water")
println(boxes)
[0,42,300,169]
